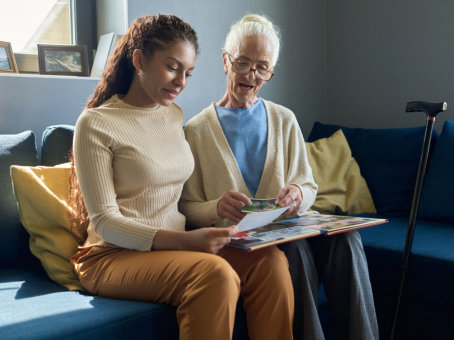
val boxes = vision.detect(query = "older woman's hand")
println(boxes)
[217,190,252,223]
[276,184,303,215]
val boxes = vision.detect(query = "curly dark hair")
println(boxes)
[69,14,199,244]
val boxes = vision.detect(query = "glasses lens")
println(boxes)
[232,61,250,74]
[256,69,271,80]
[229,55,273,80]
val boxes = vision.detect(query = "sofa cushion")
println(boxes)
[358,214,454,312]
[0,131,38,267]
[41,125,74,166]
[0,267,179,339]
[419,120,454,223]
[10,163,82,290]
[305,130,376,215]
[308,122,438,216]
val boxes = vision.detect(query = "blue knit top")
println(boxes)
[215,100,268,197]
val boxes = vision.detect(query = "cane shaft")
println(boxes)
[389,117,435,340]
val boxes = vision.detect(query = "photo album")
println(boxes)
[229,198,387,251]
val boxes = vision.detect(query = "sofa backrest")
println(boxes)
[0,126,75,268]
[0,131,38,267]
[41,125,75,166]
[418,120,454,224]
[308,122,439,217]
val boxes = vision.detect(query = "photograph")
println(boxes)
[38,44,89,76]
[242,198,280,212]
[0,41,18,73]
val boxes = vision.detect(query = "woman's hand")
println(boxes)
[217,190,252,223]
[185,226,239,254]
[276,184,303,215]
[153,226,239,254]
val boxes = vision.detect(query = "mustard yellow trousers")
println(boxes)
[72,245,294,340]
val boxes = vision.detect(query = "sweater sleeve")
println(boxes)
[74,110,157,251]
[285,113,318,215]
[179,119,220,227]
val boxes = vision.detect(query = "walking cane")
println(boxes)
[389,101,447,340]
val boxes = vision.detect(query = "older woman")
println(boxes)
[180,14,378,340]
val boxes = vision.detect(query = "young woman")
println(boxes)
[70,14,294,340]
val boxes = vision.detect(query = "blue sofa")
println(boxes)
[2,121,454,339]
[308,121,454,340]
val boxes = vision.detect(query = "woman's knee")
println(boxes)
[332,230,365,254]
[198,254,241,295]
[279,239,313,265]
[279,238,310,254]
[254,247,292,281]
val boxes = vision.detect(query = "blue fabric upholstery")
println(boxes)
[359,215,454,308]
[0,264,254,340]
[0,131,38,267]
[368,288,454,340]
[358,214,454,338]
[308,122,439,216]
[41,125,75,166]
[0,266,179,340]
[419,120,454,223]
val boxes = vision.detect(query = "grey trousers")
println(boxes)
[279,231,379,340]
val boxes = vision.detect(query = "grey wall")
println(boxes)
[127,0,326,137]
[96,0,128,40]
[0,74,98,152]
[326,0,454,132]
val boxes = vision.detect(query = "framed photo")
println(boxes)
[38,44,89,76]
[0,41,18,73]
[91,32,122,78]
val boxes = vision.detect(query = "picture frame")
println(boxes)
[91,32,122,78]
[0,41,18,73]
[38,44,89,76]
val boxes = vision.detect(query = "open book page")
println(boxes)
[229,222,320,251]
[277,214,388,235]
[228,211,387,251]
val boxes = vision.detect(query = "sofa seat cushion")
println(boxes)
[0,267,178,340]
[308,122,438,217]
[0,131,38,267]
[358,215,454,311]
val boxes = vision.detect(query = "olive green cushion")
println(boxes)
[11,163,82,290]
[306,130,376,215]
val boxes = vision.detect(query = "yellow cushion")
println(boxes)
[306,129,376,215]
[10,163,82,291]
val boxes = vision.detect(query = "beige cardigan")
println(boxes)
[180,99,318,228]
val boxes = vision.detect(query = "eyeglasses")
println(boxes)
[227,53,274,81]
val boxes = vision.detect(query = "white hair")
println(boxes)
[224,14,281,67]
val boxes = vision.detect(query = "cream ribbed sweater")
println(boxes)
[73,95,194,251]
[180,100,318,228]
